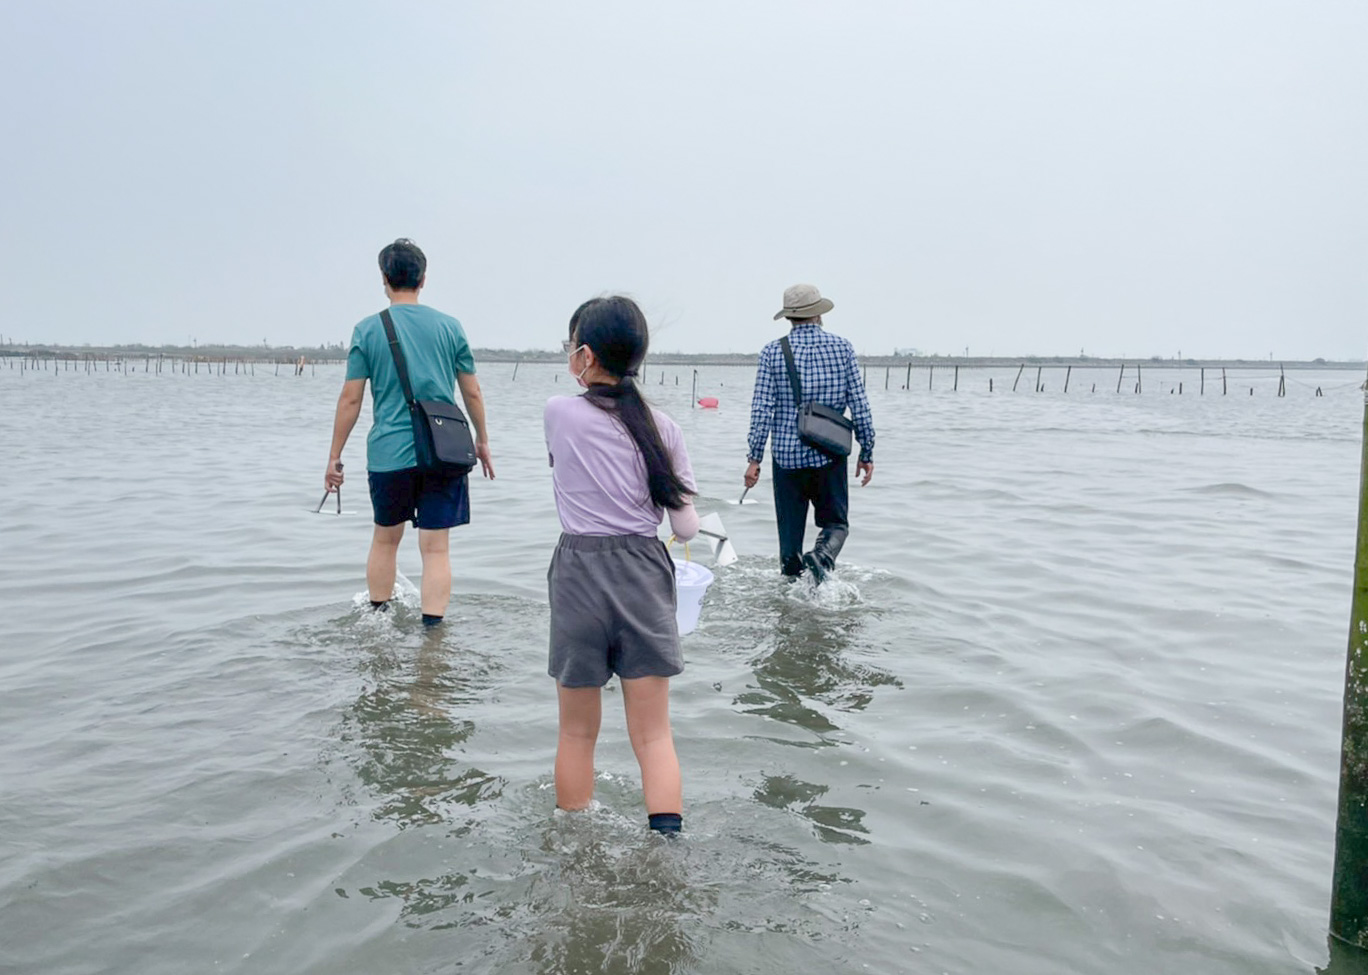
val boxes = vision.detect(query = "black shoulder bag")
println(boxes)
[380,309,478,474]
[780,335,855,458]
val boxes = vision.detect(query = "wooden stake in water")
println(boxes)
[1331,373,1368,947]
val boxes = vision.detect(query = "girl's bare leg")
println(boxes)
[555,684,602,810]
[621,676,681,815]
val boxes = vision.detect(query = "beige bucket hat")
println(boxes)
[773,283,834,321]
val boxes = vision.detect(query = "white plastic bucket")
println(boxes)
[673,559,714,635]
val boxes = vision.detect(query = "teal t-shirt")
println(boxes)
[346,304,476,472]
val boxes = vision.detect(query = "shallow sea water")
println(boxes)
[2,357,1366,974]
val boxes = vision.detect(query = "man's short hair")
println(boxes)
[378,238,426,290]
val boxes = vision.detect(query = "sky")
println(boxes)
[0,1,1364,359]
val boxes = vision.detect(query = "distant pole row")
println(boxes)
[5,355,1329,399]
[862,361,1315,397]
[2,354,341,377]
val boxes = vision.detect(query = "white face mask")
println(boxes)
[565,343,590,387]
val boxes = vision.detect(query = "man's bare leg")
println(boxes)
[367,523,405,603]
[417,528,451,619]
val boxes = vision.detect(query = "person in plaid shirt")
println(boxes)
[744,284,875,582]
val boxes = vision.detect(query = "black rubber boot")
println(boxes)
[804,526,847,583]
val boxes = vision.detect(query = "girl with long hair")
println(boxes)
[544,296,698,835]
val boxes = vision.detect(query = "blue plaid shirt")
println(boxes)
[747,322,875,469]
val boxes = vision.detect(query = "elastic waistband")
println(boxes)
[557,532,663,553]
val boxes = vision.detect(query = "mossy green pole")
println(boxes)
[1331,375,1368,948]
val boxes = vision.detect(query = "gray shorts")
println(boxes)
[548,533,683,688]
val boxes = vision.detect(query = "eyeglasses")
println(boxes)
[562,339,584,355]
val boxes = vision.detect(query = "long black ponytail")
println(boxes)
[570,296,693,511]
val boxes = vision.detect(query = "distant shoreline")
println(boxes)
[1,343,1363,372]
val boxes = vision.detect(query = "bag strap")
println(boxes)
[379,308,418,411]
[779,335,805,406]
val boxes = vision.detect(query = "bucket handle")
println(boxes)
[666,535,691,561]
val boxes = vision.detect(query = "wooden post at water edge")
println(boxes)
[1331,374,1368,947]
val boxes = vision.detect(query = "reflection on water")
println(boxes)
[508,811,860,974]
[525,818,709,975]
[1319,939,1368,975]
[338,801,860,971]
[754,773,869,846]
[341,616,504,829]
[728,577,899,846]
[355,870,474,921]
[735,583,902,742]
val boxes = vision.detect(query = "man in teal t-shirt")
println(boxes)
[324,239,495,626]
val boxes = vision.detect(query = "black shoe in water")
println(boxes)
[802,552,828,584]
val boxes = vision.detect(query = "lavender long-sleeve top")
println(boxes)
[544,395,699,540]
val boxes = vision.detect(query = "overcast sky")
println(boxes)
[1,1,1364,358]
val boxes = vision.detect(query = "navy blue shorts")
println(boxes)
[367,467,470,529]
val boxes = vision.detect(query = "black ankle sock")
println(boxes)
[421,614,443,627]
[648,812,682,834]
[370,600,390,611]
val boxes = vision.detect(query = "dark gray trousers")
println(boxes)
[772,458,849,577]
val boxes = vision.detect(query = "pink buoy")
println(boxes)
[697,397,719,409]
